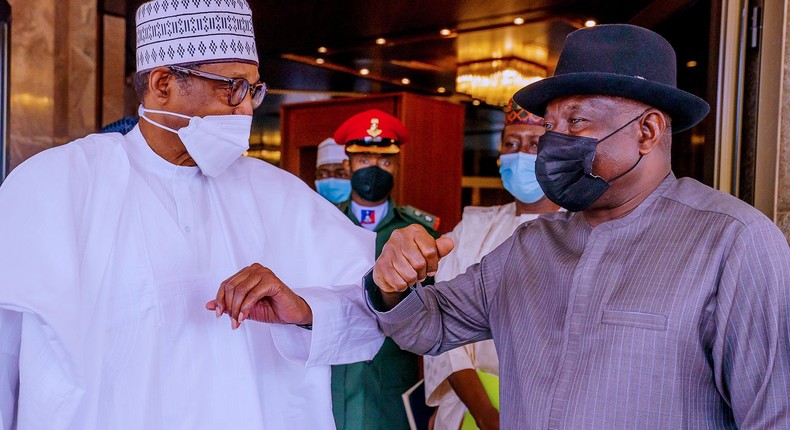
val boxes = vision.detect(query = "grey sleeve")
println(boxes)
[714,219,790,428]
[365,235,512,355]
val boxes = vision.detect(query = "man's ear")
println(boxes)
[638,110,668,155]
[146,67,175,105]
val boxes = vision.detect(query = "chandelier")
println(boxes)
[455,27,548,106]
[456,57,545,106]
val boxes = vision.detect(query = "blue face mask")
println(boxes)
[499,152,545,204]
[315,178,351,203]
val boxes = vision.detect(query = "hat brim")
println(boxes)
[345,144,400,154]
[513,72,710,133]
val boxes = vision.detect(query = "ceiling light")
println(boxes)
[317,46,328,53]
[513,17,525,25]
[359,68,370,75]
[375,38,386,45]
[439,29,452,36]
[401,78,411,85]
[584,20,597,28]
[472,100,481,106]
[437,87,447,93]
[315,58,325,64]
[686,60,698,68]
[456,58,545,106]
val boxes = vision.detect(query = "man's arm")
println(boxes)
[448,369,499,430]
[206,263,384,366]
[716,220,790,428]
[366,225,512,355]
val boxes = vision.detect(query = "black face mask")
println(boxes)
[351,166,394,202]
[535,111,646,212]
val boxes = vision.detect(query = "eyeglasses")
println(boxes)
[169,65,267,109]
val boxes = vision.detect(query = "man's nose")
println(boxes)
[232,94,254,116]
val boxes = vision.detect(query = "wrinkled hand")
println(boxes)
[373,224,454,294]
[205,263,312,329]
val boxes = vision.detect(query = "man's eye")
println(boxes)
[569,117,585,125]
[544,123,554,130]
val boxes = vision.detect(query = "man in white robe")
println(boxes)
[0,1,383,429]
[424,100,559,430]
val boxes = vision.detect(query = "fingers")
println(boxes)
[436,237,455,259]
[373,262,410,293]
[211,264,295,329]
[373,224,448,292]
[400,237,429,282]
[236,279,279,323]
[227,264,275,324]
[227,274,260,324]
[413,232,440,278]
[215,266,249,317]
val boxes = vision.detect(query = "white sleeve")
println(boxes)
[270,283,384,367]
[434,220,464,283]
[256,170,384,366]
[0,309,21,429]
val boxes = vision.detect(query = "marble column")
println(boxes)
[779,9,790,243]
[7,0,97,172]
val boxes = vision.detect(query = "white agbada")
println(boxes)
[0,126,384,429]
[424,202,538,430]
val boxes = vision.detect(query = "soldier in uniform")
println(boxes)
[331,109,440,430]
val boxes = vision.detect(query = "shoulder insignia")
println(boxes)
[397,205,441,232]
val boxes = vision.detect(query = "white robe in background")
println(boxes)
[0,126,384,429]
[424,203,537,430]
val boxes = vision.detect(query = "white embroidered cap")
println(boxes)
[316,138,348,167]
[135,0,258,72]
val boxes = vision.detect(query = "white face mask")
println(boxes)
[138,105,252,177]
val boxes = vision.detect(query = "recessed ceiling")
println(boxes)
[122,0,698,110]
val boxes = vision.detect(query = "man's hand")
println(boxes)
[205,263,312,329]
[372,224,454,299]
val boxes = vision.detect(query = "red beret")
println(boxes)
[333,109,409,154]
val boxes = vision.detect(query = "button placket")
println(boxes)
[546,227,606,429]
[173,173,195,235]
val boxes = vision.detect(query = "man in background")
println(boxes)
[331,109,439,430]
[314,137,351,203]
[424,99,559,430]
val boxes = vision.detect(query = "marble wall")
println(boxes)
[101,14,126,127]
[779,9,790,243]
[7,0,97,172]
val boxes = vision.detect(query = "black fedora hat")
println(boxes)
[513,24,710,133]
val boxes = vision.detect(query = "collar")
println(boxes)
[124,125,199,177]
[587,172,676,232]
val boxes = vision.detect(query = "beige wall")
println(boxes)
[101,14,126,127]
[7,0,97,172]
[779,5,790,243]
[779,96,790,242]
